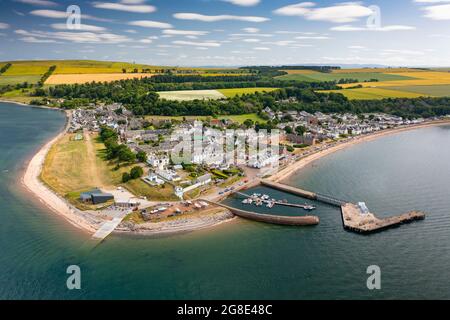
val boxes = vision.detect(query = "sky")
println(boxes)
[0,0,450,67]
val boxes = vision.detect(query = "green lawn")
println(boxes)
[277,72,417,83]
[382,85,450,97]
[218,87,278,97]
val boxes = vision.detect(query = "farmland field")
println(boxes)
[2,64,49,76]
[218,87,278,97]
[322,87,425,100]
[283,69,320,75]
[277,72,417,82]
[0,75,41,85]
[332,68,425,73]
[158,90,226,101]
[45,73,154,85]
[339,71,450,88]
[382,84,450,97]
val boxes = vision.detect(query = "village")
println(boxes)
[62,102,438,237]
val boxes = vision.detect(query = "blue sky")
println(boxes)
[0,0,450,66]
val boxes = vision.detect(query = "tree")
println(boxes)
[136,151,147,163]
[118,148,136,163]
[243,119,254,129]
[284,126,293,134]
[295,125,306,136]
[130,166,144,179]
[122,172,131,183]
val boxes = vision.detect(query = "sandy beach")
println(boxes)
[21,110,101,234]
[270,120,450,183]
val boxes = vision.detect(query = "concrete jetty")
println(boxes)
[261,180,317,200]
[260,180,426,234]
[203,200,319,226]
[341,203,425,234]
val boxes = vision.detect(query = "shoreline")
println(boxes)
[20,108,101,234]
[12,98,450,237]
[269,119,450,183]
[0,99,59,110]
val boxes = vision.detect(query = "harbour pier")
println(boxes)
[203,200,320,226]
[260,180,426,234]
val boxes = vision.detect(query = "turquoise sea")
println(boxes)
[1,101,450,299]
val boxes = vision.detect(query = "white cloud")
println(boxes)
[173,13,269,22]
[331,24,416,31]
[20,36,57,43]
[163,29,209,36]
[295,35,329,39]
[128,20,173,29]
[274,2,373,23]
[242,38,261,42]
[230,33,272,37]
[50,23,107,32]
[15,0,57,6]
[172,40,221,47]
[381,49,424,56]
[15,29,131,43]
[92,2,156,13]
[0,23,10,29]
[242,27,260,33]
[422,4,450,19]
[223,0,260,6]
[120,0,147,3]
[30,9,111,22]
[253,47,270,50]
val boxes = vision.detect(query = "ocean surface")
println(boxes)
[1,101,450,299]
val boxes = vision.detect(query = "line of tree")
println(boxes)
[38,65,56,87]
[0,63,12,74]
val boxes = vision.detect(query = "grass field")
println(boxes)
[0,75,42,85]
[277,72,417,82]
[45,73,154,85]
[158,90,226,101]
[41,133,94,195]
[218,87,278,97]
[2,64,49,76]
[332,68,424,74]
[339,71,450,88]
[41,132,177,202]
[145,113,266,124]
[0,88,36,103]
[382,84,450,97]
[322,88,425,100]
[283,69,320,75]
